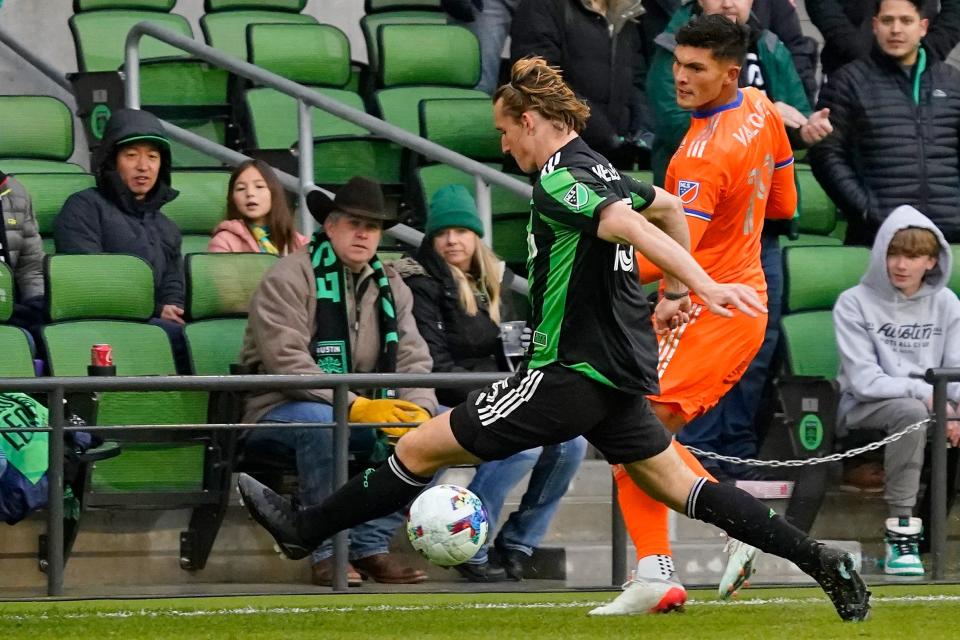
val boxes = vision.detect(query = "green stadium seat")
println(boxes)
[70,2,230,169]
[777,245,870,531]
[244,23,402,188]
[0,326,35,378]
[183,252,277,375]
[360,4,447,79]
[163,170,232,255]
[200,0,316,62]
[13,172,97,255]
[949,245,960,297]
[185,252,277,321]
[782,245,870,314]
[41,252,232,570]
[781,165,841,248]
[374,25,486,135]
[0,97,83,173]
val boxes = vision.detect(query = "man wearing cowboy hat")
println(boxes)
[239,176,437,587]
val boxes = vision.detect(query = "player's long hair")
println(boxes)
[493,56,590,134]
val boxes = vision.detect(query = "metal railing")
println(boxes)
[0,372,510,596]
[122,22,534,244]
[924,367,960,581]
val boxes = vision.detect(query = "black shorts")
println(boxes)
[449,363,671,465]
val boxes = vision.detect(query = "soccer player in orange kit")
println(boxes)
[590,13,799,616]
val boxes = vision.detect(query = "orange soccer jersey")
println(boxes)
[663,87,797,296]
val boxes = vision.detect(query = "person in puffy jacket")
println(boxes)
[208,159,307,255]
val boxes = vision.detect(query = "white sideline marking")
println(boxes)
[2,594,959,621]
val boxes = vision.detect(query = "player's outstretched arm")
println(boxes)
[597,202,767,318]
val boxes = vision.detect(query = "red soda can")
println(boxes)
[91,344,113,367]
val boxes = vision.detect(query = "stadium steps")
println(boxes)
[1,462,957,594]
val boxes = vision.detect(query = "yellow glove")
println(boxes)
[349,397,430,437]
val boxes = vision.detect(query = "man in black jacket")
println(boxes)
[53,108,188,372]
[808,0,960,78]
[809,0,960,246]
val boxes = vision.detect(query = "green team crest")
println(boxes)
[314,340,347,374]
[563,183,589,211]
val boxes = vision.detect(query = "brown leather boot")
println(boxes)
[352,553,428,584]
[311,557,362,587]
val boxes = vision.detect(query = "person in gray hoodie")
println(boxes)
[834,204,960,576]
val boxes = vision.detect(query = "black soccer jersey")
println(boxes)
[526,137,660,394]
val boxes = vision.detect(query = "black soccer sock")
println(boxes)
[296,455,432,547]
[687,478,822,575]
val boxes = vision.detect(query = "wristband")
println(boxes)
[663,290,690,301]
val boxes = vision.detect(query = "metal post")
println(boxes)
[331,383,351,592]
[931,378,948,580]
[46,387,66,596]
[297,99,316,238]
[474,175,493,246]
[611,480,627,586]
[123,31,141,109]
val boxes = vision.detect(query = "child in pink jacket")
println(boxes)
[208,159,308,254]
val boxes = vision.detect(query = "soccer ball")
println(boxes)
[406,484,489,566]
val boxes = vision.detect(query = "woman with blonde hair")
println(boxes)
[397,184,587,582]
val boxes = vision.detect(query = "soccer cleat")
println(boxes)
[884,517,924,576]
[587,573,687,616]
[812,546,871,622]
[718,538,758,599]
[237,473,310,560]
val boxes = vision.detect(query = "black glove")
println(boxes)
[441,0,483,22]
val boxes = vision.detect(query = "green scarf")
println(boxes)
[308,231,399,380]
[0,393,49,485]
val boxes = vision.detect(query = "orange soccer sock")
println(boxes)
[614,441,717,560]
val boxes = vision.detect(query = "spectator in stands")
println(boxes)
[239,176,436,587]
[394,185,587,582]
[53,108,189,373]
[808,0,960,78]
[0,172,45,335]
[809,0,960,246]
[208,160,307,255]
[834,205,960,576]
[646,0,831,479]
[443,0,522,95]
[510,0,654,168]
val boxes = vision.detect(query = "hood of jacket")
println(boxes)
[861,205,952,300]
[94,108,177,215]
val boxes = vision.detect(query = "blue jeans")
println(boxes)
[678,234,783,467]
[148,317,191,375]
[452,0,521,94]
[245,401,405,564]
[466,436,587,563]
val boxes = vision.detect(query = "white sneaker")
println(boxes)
[718,538,758,599]
[588,573,687,616]
[884,517,924,576]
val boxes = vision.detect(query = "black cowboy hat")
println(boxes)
[306,176,398,228]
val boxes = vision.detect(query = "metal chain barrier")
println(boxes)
[685,418,932,468]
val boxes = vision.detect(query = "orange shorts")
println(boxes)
[647,300,766,423]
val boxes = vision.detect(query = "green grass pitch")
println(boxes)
[2,584,959,639]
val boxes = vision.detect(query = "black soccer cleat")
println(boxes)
[814,546,871,622]
[237,473,310,560]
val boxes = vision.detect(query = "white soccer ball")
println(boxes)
[406,484,489,566]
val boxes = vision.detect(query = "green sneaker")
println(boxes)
[884,517,924,576]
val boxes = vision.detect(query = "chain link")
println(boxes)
[685,418,932,468]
